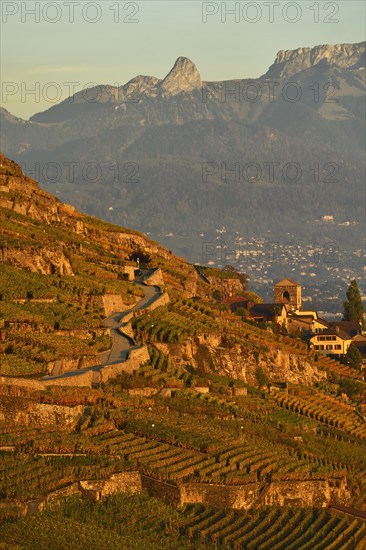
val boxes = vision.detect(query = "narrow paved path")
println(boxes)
[42,281,161,382]
[103,282,160,364]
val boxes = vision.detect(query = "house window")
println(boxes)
[335,345,341,350]
[314,345,319,350]
[326,345,333,350]
[319,345,324,350]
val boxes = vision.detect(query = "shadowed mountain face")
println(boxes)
[1,42,365,260]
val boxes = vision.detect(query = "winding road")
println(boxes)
[42,279,161,382]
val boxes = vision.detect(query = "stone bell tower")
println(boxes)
[274,279,302,311]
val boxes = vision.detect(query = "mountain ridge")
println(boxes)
[6,41,355,123]
[265,41,365,78]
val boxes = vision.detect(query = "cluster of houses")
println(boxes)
[224,279,366,363]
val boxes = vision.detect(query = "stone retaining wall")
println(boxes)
[71,473,350,510]
[43,370,95,388]
[18,471,349,515]
[143,268,165,288]
[140,475,180,507]
[98,346,150,384]
[102,294,127,316]
[0,376,46,391]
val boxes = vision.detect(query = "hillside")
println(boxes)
[0,154,337,385]
[0,153,212,376]
[0,154,366,547]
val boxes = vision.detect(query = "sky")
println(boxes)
[1,0,365,119]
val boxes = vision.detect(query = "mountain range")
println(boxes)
[1,41,365,261]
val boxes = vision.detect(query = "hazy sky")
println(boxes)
[1,0,365,118]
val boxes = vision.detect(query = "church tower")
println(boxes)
[274,279,302,311]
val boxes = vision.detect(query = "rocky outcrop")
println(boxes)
[159,57,202,95]
[263,348,327,385]
[2,246,73,276]
[0,156,83,234]
[265,41,365,78]
[207,276,244,298]
[116,58,202,100]
[155,334,325,387]
[0,401,83,427]
[123,75,161,98]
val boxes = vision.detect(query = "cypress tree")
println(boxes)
[343,279,365,327]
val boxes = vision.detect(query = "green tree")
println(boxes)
[338,378,363,399]
[255,366,269,388]
[345,345,363,370]
[343,279,365,327]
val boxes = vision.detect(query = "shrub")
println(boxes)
[255,366,269,388]
[338,378,364,399]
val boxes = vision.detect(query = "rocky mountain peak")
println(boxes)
[159,57,202,94]
[123,75,161,97]
[266,41,365,78]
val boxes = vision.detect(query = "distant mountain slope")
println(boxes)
[1,42,365,257]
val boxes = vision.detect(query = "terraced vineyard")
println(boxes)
[179,505,366,549]
[83,427,347,483]
[133,297,324,367]
[0,263,142,376]
[136,346,186,387]
[1,376,366,547]
[2,140,366,549]
[92,430,210,480]
[133,299,221,343]
[273,389,366,440]
[1,493,365,550]
[317,356,364,382]
[0,452,126,500]
[1,422,348,500]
